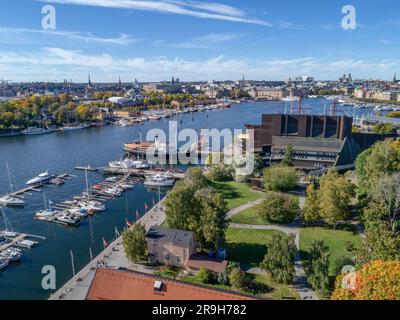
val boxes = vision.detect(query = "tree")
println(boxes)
[122,223,147,263]
[304,240,330,296]
[261,233,296,284]
[371,123,396,135]
[355,139,400,196]
[197,268,215,284]
[258,192,299,224]
[263,165,298,192]
[165,170,228,250]
[282,144,293,166]
[355,221,400,266]
[303,184,320,222]
[318,169,354,227]
[363,173,400,232]
[332,260,400,300]
[229,267,246,290]
[206,164,233,181]
[331,254,354,276]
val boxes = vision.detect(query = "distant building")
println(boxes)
[249,88,288,100]
[108,96,131,105]
[113,109,140,118]
[143,83,183,94]
[246,114,395,170]
[86,268,256,300]
[146,226,196,267]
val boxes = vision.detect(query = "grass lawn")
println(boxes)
[226,227,284,268]
[230,194,299,225]
[210,180,263,210]
[299,226,362,276]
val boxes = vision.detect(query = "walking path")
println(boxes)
[227,195,318,300]
[49,199,167,300]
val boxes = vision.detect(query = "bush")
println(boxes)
[229,267,246,290]
[263,165,298,191]
[206,164,233,181]
[217,271,229,285]
[331,255,354,276]
[258,192,299,224]
[197,268,216,284]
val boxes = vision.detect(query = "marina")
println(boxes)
[0,99,377,300]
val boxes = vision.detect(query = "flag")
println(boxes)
[136,210,140,221]
[126,218,133,227]
[102,237,109,249]
[115,226,120,238]
[152,197,155,206]
[144,202,149,211]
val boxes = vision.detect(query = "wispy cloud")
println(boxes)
[0,26,139,45]
[38,0,271,26]
[1,47,399,81]
[155,32,244,49]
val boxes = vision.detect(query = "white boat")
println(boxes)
[2,231,19,238]
[0,195,24,207]
[119,183,134,189]
[78,200,105,213]
[62,124,90,131]
[104,187,122,197]
[144,174,175,187]
[56,214,81,226]
[0,259,8,270]
[118,119,131,127]
[67,207,88,217]
[281,96,298,102]
[22,127,53,135]
[109,158,150,169]
[0,248,22,262]
[16,239,38,249]
[26,171,52,185]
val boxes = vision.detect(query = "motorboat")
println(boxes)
[104,187,122,197]
[26,171,52,185]
[35,209,57,220]
[144,173,175,187]
[281,96,299,102]
[21,127,53,135]
[0,248,22,262]
[56,214,81,226]
[0,195,24,207]
[119,182,134,189]
[0,258,8,270]
[78,200,105,213]
[67,207,88,218]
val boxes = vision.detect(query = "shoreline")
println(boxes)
[49,197,167,300]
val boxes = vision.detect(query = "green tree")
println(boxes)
[305,240,330,296]
[371,123,396,135]
[263,165,298,192]
[258,192,299,224]
[122,223,147,263]
[229,267,246,290]
[197,268,215,284]
[318,169,354,227]
[261,233,296,284]
[282,144,293,166]
[303,184,320,222]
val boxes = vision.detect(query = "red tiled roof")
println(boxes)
[86,268,256,300]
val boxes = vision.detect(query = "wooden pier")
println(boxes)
[102,167,185,179]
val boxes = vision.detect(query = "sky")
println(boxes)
[0,0,400,82]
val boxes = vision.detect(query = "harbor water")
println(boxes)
[0,99,373,300]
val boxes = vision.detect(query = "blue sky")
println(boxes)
[0,0,399,82]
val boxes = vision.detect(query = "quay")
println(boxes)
[103,167,185,179]
[49,197,167,300]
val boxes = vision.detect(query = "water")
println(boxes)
[0,99,373,300]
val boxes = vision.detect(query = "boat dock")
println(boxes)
[5,173,73,199]
[102,167,185,179]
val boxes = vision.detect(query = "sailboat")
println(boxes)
[35,193,58,220]
[77,169,105,213]
[1,207,19,238]
[0,162,24,207]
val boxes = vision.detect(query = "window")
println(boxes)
[165,253,170,261]
[176,256,181,264]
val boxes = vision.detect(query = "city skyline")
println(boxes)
[1,0,400,82]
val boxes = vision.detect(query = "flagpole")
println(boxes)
[70,250,75,277]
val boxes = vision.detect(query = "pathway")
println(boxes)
[228,195,318,301]
[49,199,167,300]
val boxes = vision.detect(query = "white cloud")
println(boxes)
[0,27,139,45]
[155,32,244,49]
[38,0,271,26]
[1,47,399,81]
